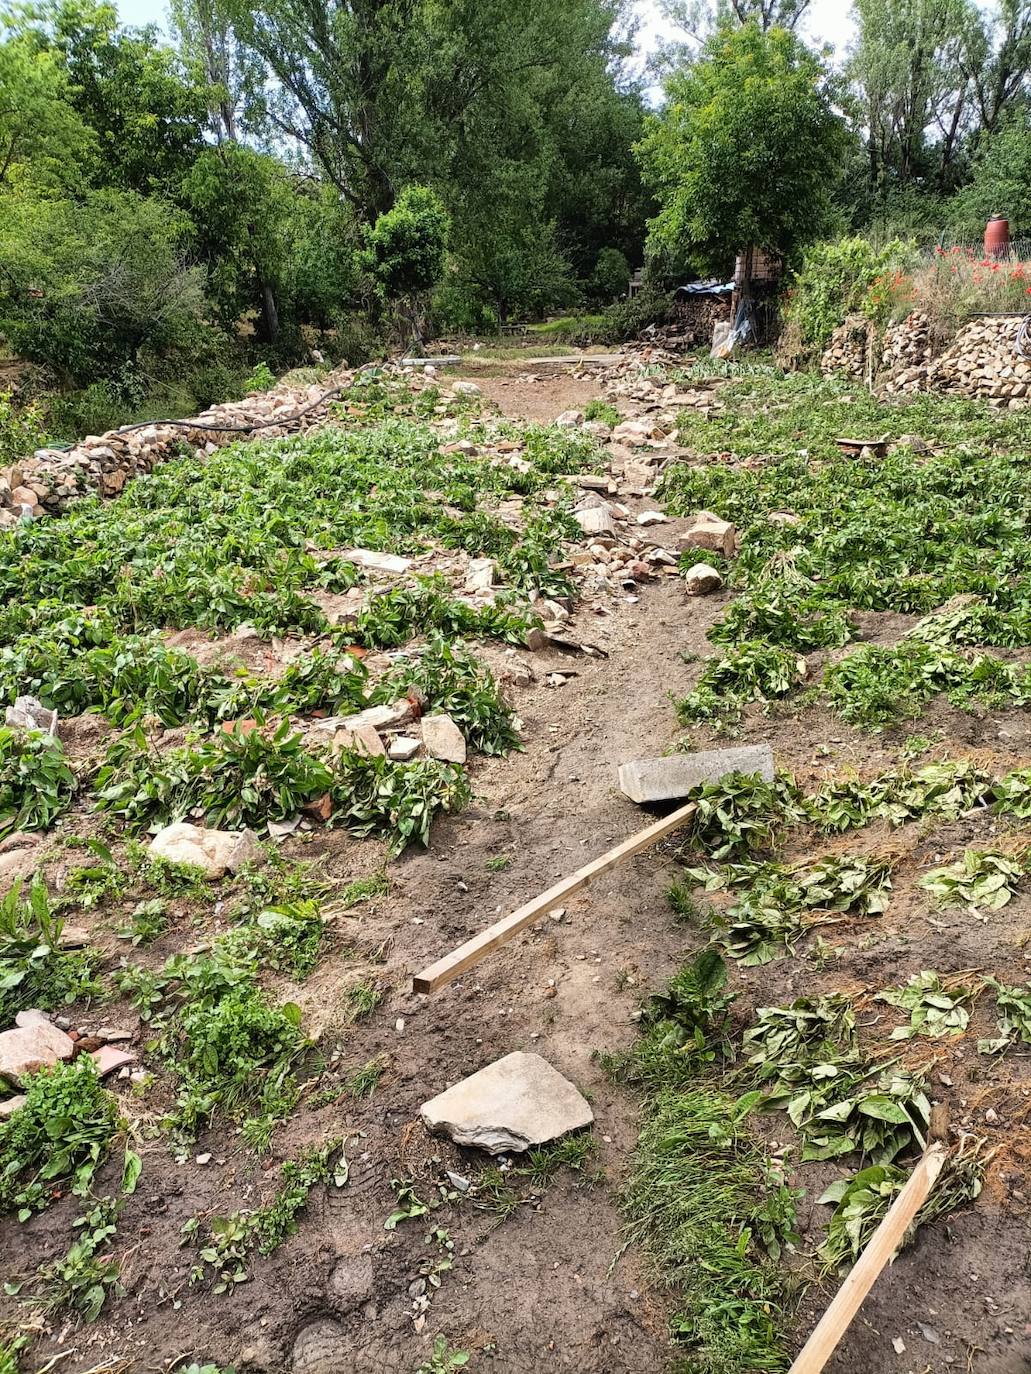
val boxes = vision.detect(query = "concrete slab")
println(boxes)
[618,743,775,804]
[421,1050,593,1155]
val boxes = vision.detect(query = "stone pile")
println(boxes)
[0,365,361,528]
[819,315,870,379]
[927,315,1031,407]
[879,310,932,392]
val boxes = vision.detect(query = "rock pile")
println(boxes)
[879,310,932,391]
[819,316,870,379]
[929,315,1031,407]
[0,365,361,528]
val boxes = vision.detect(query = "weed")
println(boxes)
[385,1178,433,1229]
[20,1198,123,1320]
[765,1065,931,1164]
[485,855,510,872]
[623,1088,798,1372]
[183,1142,346,1290]
[920,849,1026,911]
[330,748,470,853]
[876,971,977,1039]
[416,1337,470,1374]
[0,1058,121,1218]
[978,978,1031,1055]
[374,637,520,756]
[222,900,325,979]
[0,880,101,1023]
[343,978,382,1022]
[0,728,76,837]
[583,399,620,427]
[522,1135,596,1187]
[116,898,168,946]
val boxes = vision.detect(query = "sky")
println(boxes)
[115,0,859,59]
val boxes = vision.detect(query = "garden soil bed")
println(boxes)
[3,360,1029,1374]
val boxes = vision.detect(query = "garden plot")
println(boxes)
[0,360,696,1374]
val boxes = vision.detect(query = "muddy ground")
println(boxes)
[4,361,1030,1374]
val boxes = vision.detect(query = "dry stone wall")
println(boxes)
[819,316,869,379]
[0,366,358,528]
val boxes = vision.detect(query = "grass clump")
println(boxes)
[0,881,101,1024]
[343,977,382,1023]
[0,1058,121,1218]
[623,1088,798,1372]
[583,399,620,427]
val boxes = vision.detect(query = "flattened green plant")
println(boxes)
[875,971,977,1039]
[920,849,1026,911]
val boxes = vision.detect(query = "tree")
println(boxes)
[951,108,1031,232]
[360,184,449,343]
[636,23,846,291]
[0,15,94,188]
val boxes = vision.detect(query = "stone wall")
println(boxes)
[819,315,869,379]
[0,366,357,528]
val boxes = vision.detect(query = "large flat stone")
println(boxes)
[618,744,775,804]
[0,1020,75,1087]
[148,823,261,879]
[420,1051,593,1155]
[421,714,467,764]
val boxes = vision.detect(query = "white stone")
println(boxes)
[0,1021,75,1087]
[573,504,615,537]
[341,700,413,732]
[421,714,467,765]
[387,735,422,761]
[330,722,386,758]
[683,562,723,596]
[451,381,481,397]
[679,510,737,557]
[420,1051,593,1154]
[636,510,668,526]
[465,558,497,593]
[148,823,261,880]
[5,695,57,736]
[554,409,584,427]
[337,548,412,576]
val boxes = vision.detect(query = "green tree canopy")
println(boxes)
[636,22,846,284]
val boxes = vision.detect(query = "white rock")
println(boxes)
[465,558,497,593]
[0,834,44,895]
[420,1051,593,1154]
[683,562,723,596]
[148,823,261,880]
[573,504,616,537]
[554,409,584,427]
[421,714,467,764]
[636,510,668,526]
[451,381,481,397]
[679,510,737,557]
[5,695,57,736]
[342,701,413,732]
[330,722,386,758]
[0,1020,76,1087]
[337,548,412,576]
[387,735,422,761]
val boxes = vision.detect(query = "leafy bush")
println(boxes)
[0,391,49,466]
[0,1058,120,1218]
[331,749,471,854]
[599,285,673,341]
[783,236,916,349]
[0,727,76,837]
[0,880,100,1024]
[374,638,520,755]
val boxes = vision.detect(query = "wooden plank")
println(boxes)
[411,801,698,995]
[787,1142,948,1374]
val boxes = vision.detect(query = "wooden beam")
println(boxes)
[411,801,698,995]
[787,1141,948,1374]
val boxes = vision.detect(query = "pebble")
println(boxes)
[196,1153,212,1166]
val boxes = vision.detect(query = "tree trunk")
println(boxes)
[260,280,280,344]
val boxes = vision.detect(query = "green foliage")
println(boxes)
[25,1198,123,1321]
[978,978,1031,1055]
[361,185,450,325]
[0,880,100,1024]
[330,748,471,854]
[783,237,916,348]
[0,392,49,467]
[920,850,1026,911]
[221,901,325,980]
[766,1064,931,1165]
[876,971,976,1039]
[183,1142,346,1290]
[416,1338,470,1374]
[583,399,620,427]
[677,641,807,725]
[621,950,736,1087]
[0,727,76,838]
[623,1087,798,1372]
[375,637,520,755]
[0,1058,120,1218]
[678,772,805,862]
[637,24,845,276]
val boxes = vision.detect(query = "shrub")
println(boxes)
[600,285,674,341]
[0,391,49,466]
[783,236,916,349]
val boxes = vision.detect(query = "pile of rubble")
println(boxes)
[819,316,870,380]
[0,365,361,527]
[879,310,933,392]
[928,315,1031,406]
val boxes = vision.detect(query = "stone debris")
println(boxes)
[0,833,44,894]
[387,735,422,761]
[554,409,584,426]
[0,1019,76,1087]
[342,701,414,733]
[464,557,497,593]
[337,548,412,576]
[420,1050,594,1155]
[618,743,775,805]
[573,502,616,537]
[148,823,262,880]
[90,1045,137,1078]
[683,562,723,596]
[328,722,385,757]
[0,1095,26,1118]
[4,695,58,736]
[421,713,467,764]
[636,510,668,526]
[679,511,736,557]
[451,380,481,397]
